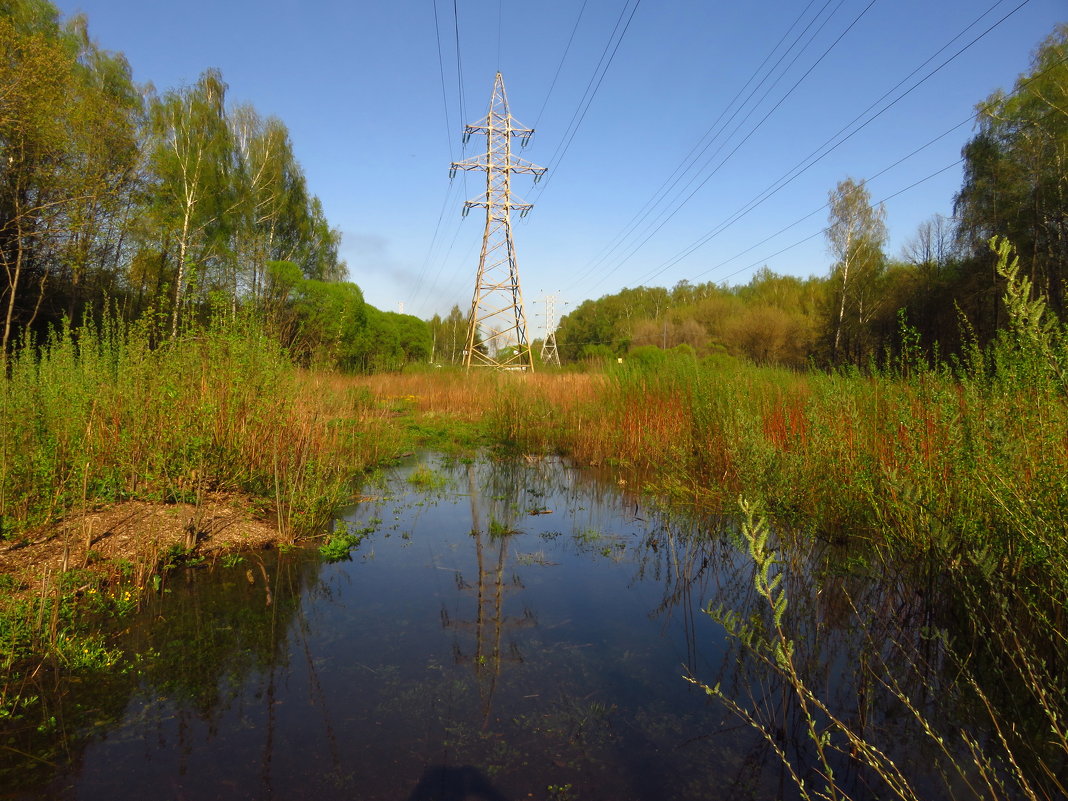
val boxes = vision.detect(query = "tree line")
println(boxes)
[0,0,430,371]
[557,24,1068,369]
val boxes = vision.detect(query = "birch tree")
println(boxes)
[825,177,887,362]
[147,69,234,336]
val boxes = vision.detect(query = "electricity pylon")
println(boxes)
[450,73,546,371]
[540,293,561,367]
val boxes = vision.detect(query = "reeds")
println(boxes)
[0,310,404,545]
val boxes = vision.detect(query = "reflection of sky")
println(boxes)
[54,455,747,800]
[45,454,963,801]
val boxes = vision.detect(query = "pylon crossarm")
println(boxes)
[503,156,546,174]
[452,161,543,177]
[464,202,532,215]
[463,116,533,134]
[451,158,492,171]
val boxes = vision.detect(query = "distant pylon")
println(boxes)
[450,73,546,371]
[540,294,561,367]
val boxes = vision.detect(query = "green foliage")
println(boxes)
[693,488,1068,801]
[351,307,432,372]
[0,2,142,351]
[319,521,375,562]
[956,24,1068,323]
[0,0,350,356]
[426,305,469,365]
[288,279,368,369]
[407,464,447,490]
[487,517,517,539]
[220,553,245,568]
[0,308,401,541]
[986,236,1068,393]
[555,275,825,369]
[822,177,888,364]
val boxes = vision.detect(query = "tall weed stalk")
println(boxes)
[0,309,399,544]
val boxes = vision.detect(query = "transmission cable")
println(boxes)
[570,0,828,286]
[533,0,590,131]
[411,178,465,312]
[452,0,468,128]
[688,124,976,286]
[614,0,1028,292]
[661,0,1027,279]
[407,0,464,314]
[712,159,965,289]
[571,0,861,288]
[683,43,1068,288]
[529,0,643,199]
[432,0,455,160]
[580,0,878,293]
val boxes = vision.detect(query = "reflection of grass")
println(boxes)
[516,551,555,566]
[573,528,628,561]
[574,527,602,544]
[407,464,447,490]
[488,518,518,539]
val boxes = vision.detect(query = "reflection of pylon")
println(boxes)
[540,294,561,367]
[450,73,546,371]
[441,463,533,729]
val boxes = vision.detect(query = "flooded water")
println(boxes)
[2,454,1012,800]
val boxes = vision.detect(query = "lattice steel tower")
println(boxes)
[540,293,561,367]
[450,73,546,371]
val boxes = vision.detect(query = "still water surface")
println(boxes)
[13,454,912,800]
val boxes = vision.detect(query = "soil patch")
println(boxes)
[0,494,283,592]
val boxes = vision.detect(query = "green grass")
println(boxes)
[0,309,411,545]
[406,464,448,490]
[318,521,376,562]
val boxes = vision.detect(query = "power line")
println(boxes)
[406,0,466,317]
[431,0,455,159]
[533,0,590,130]
[713,159,965,288]
[571,0,862,290]
[569,0,829,287]
[410,178,465,311]
[569,38,1068,307]
[452,0,468,128]
[529,0,642,199]
[684,44,1068,288]
[550,158,964,352]
[619,0,1028,291]
[581,0,878,294]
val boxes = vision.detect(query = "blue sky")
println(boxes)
[53,0,1066,333]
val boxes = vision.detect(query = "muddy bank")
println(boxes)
[0,494,283,593]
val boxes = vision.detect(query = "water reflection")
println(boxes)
[406,765,510,801]
[3,454,1018,800]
